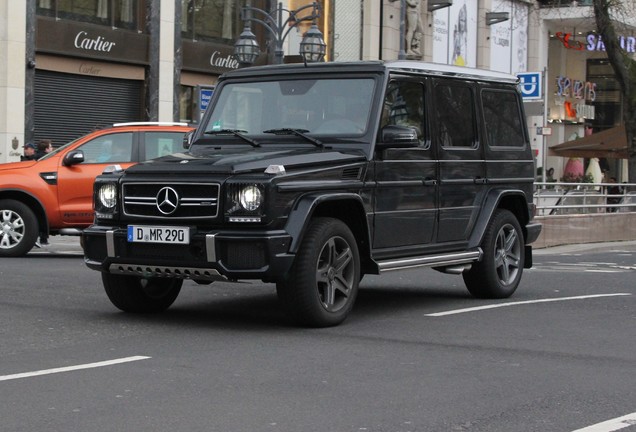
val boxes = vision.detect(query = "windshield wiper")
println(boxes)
[204,129,259,147]
[263,128,323,148]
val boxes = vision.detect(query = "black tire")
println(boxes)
[463,209,524,299]
[0,199,40,257]
[102,273,183,313]
[276,217,360,327]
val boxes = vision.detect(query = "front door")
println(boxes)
[373,79,438,252]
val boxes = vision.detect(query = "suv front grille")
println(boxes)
[122,182,220,219]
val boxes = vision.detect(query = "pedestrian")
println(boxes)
[34,139,53,160]
[606,176,622,213]
[20,142,37,161]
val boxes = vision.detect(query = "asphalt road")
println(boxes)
[1,238,635,432]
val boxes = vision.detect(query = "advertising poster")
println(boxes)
[433,0,477,67]
[490,0,528,74]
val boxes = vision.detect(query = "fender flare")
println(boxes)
[467,189,529,249]
[284,192,370,255]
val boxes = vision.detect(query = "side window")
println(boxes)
[381,80,426,146]
[482,90,525,147]
[433,84,477,148]
[79,132,134,164]
[144,132,186,160]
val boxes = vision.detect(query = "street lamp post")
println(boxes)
[234,1,326,66]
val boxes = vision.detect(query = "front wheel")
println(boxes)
[102,273,183,313]
[0,199,39,257]
[277,217,360,327]
[463,209,524,299]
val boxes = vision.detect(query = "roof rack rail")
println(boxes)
[112,122,189,127]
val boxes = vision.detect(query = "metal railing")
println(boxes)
[534,182,636,216]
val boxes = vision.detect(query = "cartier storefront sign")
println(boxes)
[182,40,242,75]
[36,17,149,65]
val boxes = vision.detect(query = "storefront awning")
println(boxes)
[548,125,628,159]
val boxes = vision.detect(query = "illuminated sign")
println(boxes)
[556,32,636,53]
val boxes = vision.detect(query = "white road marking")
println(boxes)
[571,412,636,432]
[425,294,632,317]
[0,356,151,382]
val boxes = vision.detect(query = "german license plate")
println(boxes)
[127,225,190,244]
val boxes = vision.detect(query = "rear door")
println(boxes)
[432,78,485,245]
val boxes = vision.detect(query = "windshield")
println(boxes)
[204,78,376,137]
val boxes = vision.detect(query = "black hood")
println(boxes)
[127,146,367,175]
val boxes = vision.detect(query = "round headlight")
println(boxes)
[98,183,117,209]
[239,185,262,211]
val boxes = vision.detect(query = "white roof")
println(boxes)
[385,60,519,84]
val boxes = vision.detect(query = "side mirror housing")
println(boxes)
[377,125,420,149]
[62,150,85,166]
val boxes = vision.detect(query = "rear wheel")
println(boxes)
[277,217,360,327]
[102,273,182,313]
[0,199,39,257]
[463,209,524,299]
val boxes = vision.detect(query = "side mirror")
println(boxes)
[62,150,85,166]
[183,130,195,150]
[377,125,420,149]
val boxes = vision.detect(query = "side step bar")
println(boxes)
[376,249,482,273]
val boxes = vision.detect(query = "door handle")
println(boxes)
[423,178,438,186]
[474,177,487,184]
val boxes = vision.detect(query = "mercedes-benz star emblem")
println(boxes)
[156,187,179,215]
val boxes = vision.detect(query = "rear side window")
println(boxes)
[144,132,186,160]
[482,89,525,147]
[433,84,476,148]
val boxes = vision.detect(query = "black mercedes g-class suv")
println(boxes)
[83,60,541,327]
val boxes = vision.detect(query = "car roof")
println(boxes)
[219,60,519,84]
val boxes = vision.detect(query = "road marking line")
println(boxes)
[0,356,151,382]
[425,294,632,317]
[571,412,636,432]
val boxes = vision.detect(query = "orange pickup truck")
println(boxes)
[0,123,193,256]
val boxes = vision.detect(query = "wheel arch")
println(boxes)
[468,189,530,249]
[0,189,49,234]
[285,193,376,274]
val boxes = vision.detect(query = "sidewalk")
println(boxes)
[29,235,83,255]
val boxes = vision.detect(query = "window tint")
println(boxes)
[381,80,426,146]
[433,84,476,148]
[482,90,525,147]
[144,132,187,160]
[80,132,133,164]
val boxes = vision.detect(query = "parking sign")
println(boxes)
[517,72,542,100]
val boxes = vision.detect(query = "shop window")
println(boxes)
[482,90,525,148]
[179,85,194,124]
[37,0,139,31]
[182,0,236,42]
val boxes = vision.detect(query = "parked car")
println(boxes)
[0,122,193,256]
[83,61,541,327]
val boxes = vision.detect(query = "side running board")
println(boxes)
[376,249,482,273]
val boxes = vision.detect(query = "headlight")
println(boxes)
[98,183,117,209]
[239,185,262,211]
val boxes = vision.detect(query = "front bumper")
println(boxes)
[82,225,294,282]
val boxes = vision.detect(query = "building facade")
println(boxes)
[2,0,635,180]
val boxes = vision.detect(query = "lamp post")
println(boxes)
[234,1,326,66]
